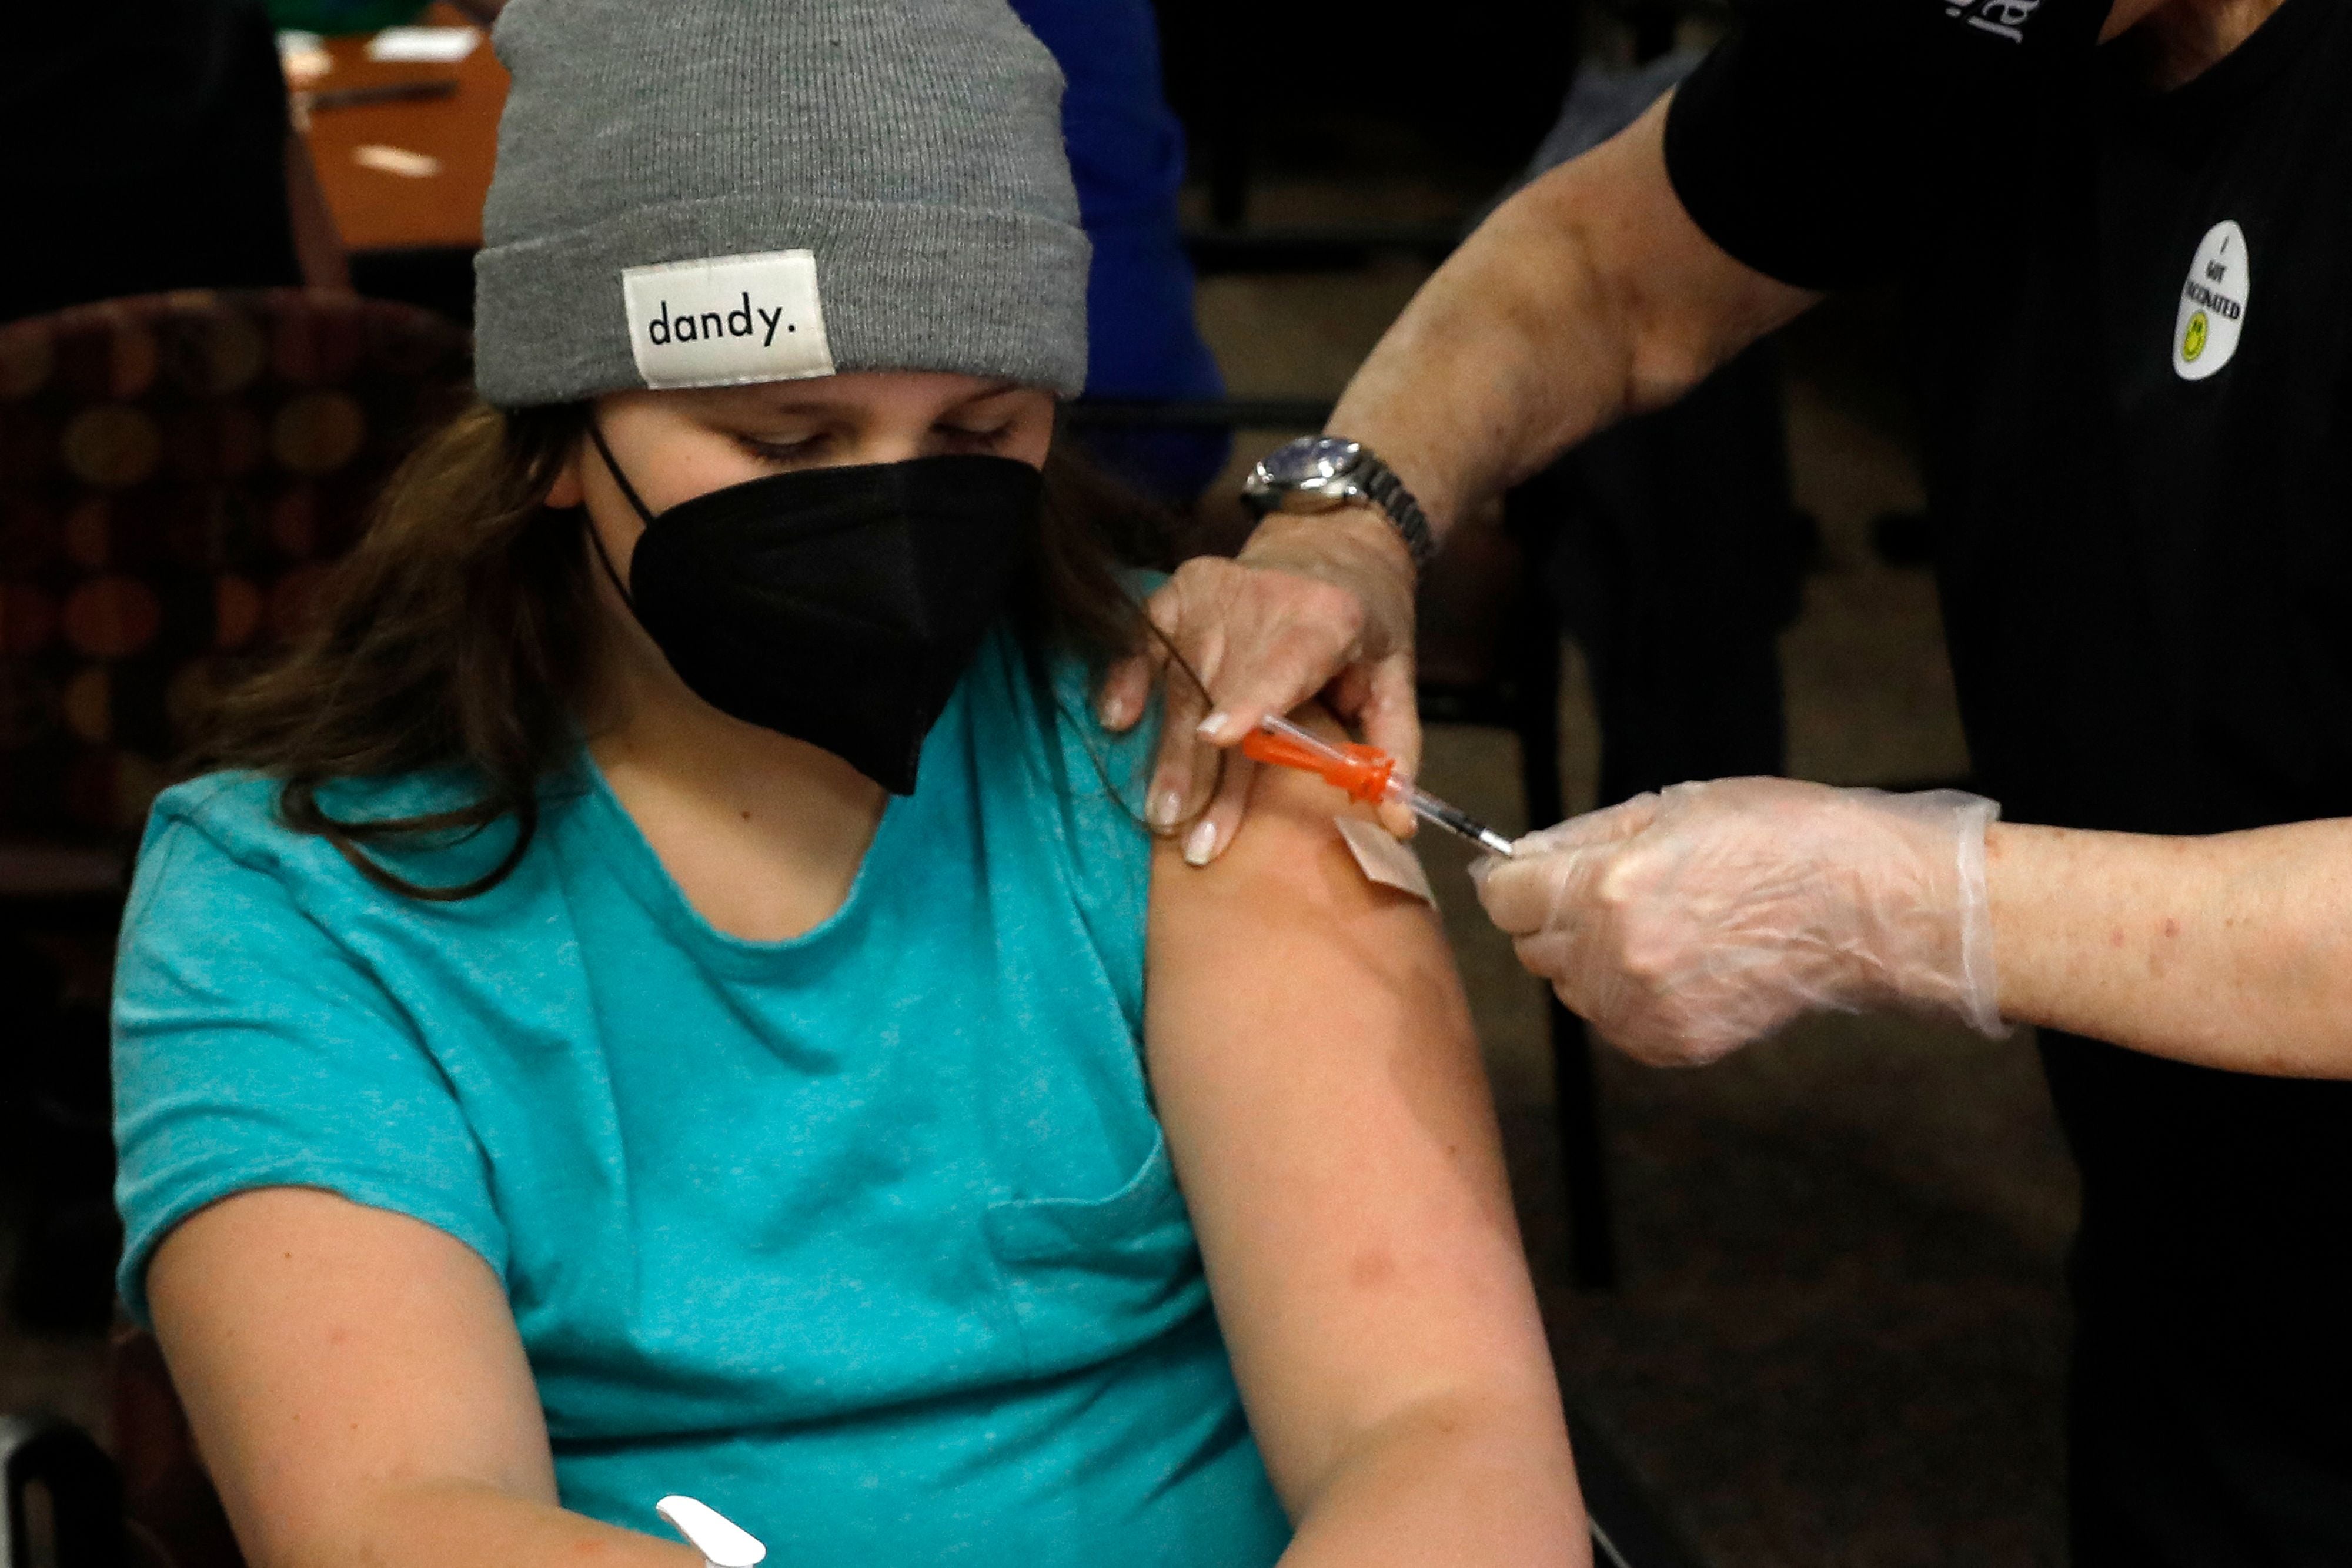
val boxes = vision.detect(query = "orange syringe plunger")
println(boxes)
[1241,714,1518,857]
[1239,723,1396,805]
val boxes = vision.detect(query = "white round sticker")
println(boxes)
[2173,219,2249,382]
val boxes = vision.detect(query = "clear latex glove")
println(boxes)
[1472,777,2004,1066]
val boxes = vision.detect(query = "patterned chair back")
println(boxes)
[0,290,472,845]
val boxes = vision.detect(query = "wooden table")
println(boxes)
[295,2,507,253]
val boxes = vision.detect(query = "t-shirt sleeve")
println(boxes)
[1663,0,1929,290]
[1044,640,1162,1036]
[1663,0,2106,290]
[112,805,507,1325]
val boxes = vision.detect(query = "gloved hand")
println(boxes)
[1472,777,2005,1066]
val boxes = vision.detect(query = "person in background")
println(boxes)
[108,3,1587,1565]
[1102,0,2352,1557]
[1006,0,1231,506]
[2,0,346,321]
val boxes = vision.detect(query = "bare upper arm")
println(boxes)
[147,1188,555,1566]
[1144,730,1566,1506]
[1525,93,1820,416]
[1329,92,1816,528]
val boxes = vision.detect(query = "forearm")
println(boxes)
[1326,96,1813,539]
[290,1482,695,1568]
[1279,1394,1588,1568]
[148,1194,682,1568]
[1324,179,1639,539]
[1987,818,2352,1075]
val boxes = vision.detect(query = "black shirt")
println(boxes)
[1666,0,2352,838]
[1668,10,2352,1557]
[1,0,303,321]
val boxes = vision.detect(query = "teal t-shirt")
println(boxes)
[111,629,1292,1566]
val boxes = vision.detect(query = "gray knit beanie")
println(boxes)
[473,0,1089,409]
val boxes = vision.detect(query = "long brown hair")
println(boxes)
[199,399,1158,900]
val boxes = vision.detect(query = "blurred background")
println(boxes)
[1,2,2076,1563]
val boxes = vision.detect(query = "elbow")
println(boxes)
[1274,1386,1589,1568]
[1584,243,1723,421]
[1612,250,1765,417]
[1281,1382,1583,1539]
[2291,958,2352,1077]
[2238,915,2352,1077]
[1621,326,1721,419]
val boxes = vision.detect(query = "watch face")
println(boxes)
[1258,436,1362,493]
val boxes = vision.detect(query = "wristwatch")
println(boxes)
[1241,436,1438,570]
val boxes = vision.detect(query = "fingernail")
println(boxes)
[1151,790,1182,831]
[1100,693,1132,728]
[1183,820,1218,866]
[1197,711,1232,741]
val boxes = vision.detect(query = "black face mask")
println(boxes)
[585,424,1040,795]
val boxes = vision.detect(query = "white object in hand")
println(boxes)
[656,1495,766,1568]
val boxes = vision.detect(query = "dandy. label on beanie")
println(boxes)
[472,0,1090,408]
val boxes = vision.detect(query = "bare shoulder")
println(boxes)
[1147,711,1445,947]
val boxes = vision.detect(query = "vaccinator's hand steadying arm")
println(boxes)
[1103,95,1819,866]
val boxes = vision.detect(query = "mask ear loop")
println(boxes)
[581,421,657,609]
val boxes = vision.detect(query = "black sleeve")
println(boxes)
[1663,0,2107,291]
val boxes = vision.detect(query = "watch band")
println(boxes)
[1243,437,1440,571]
[1355,459,1438,570]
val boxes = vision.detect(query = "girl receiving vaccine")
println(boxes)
[110,2,1586,1564]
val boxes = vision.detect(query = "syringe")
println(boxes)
[1241,713,1516,858]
